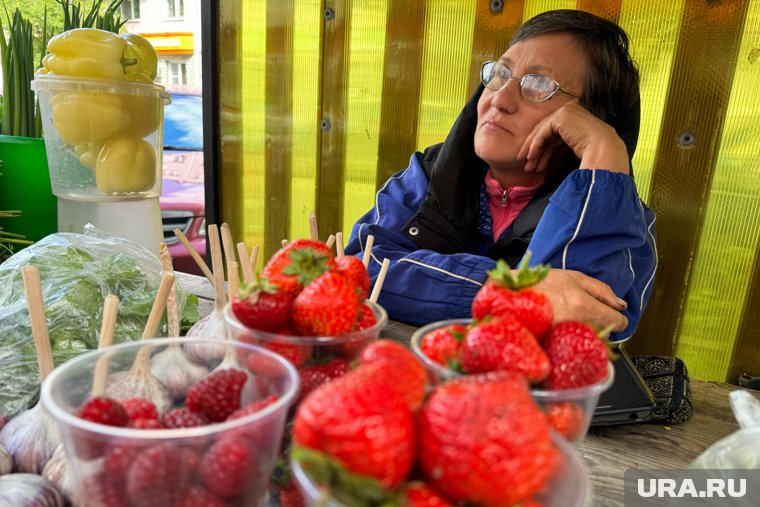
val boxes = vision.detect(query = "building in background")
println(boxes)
[121,0,202,88]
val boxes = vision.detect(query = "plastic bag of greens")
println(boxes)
[0,224,199,417]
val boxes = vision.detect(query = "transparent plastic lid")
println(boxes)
[31,74,171,103]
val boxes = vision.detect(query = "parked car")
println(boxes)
[160,90,206,275]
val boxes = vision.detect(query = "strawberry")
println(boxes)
[161,407,209,428]
[296,358,352,405]
[120,398,158,421]
[127,444,201,507]
[354,302,378,331]
[543,321,610,389]
[187,368,248,422]
[360,340,426,412]
[279,480,306,507]
[418,372,559,507]
[460,316,550,383]
[263,341,313,367]
[263,239,336,297]
[77,396,128,427]
[403,483,454,507]
[335,255,371,301]
[293,362,416,488]
[419,323,467,369]
[201,436,259,498]
[232,276,294,332]
[544,401,585,441]
[472,255,553,339]
[175,485,226,507]
[292,271,360,336]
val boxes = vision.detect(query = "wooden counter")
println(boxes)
[176,271,757,506]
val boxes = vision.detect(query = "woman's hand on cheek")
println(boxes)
[517,102,630,174]
[534,268,629,332]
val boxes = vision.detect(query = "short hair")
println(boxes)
[511,9,639,131]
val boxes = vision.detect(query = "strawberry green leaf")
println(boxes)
[487,251,550,289]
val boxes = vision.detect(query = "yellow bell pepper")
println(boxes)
[44,29,129,81]
[95,137,156,193]
[50,91,129,146]
[74,142,104,169]
[122,33,158,81]
[118,72,162,138]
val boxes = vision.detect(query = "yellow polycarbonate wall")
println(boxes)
[216,0,760,383]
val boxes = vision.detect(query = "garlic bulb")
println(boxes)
[183,309,229,365]
[150,344,208,400]
[0,403,61,474]
[105,369,173,415]
[0,444,11,475]
[42,444,76,501]
[0,473,66,506]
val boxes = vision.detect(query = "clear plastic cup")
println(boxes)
[410,318,615,445]
[291,431,590,507]
[223,301,388,372]
[31,74,171,201]
[41,337,299,507]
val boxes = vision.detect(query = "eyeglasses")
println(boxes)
[480,60,582,103]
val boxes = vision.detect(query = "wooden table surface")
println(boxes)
[176,271,757,506]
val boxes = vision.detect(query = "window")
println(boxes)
[121,0,140,20]
[167,0,184,18]
[167,62,187,85]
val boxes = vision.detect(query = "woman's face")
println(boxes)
[474,33,588,173]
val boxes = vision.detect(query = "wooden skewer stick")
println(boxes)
[362,235,375,268]
[249,245,259,272]
[325,234,336,250]
[173,228,214,287]
[281,239,289,248]
[91,294,120,397]
[369,258,390,303]
[208,224,227,311]
[237,242,255,284]
[21,266,54,383]
[220,223,239,281]
[159,243,180,337]
[228,261,239,300]
[132,271,176,375]
[335,232,344,257]
[309,211,319,241]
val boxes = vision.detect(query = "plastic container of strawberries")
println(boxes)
[410,318,615,446]
[223,301,388,368]
[290,430,591,507]
[41,337,299,507]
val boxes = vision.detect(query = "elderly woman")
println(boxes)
[345,9,656,341]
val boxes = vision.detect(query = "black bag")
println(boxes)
[631,355,693,424]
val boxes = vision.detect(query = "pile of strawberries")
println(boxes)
[73,368,280,507]
[292,340,560,507]
[419,257,612,441]
[231,239,376,338]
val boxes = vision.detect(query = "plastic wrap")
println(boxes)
[0,225,198,417]
[688,390,760,469]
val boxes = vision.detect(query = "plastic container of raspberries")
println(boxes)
[41,337,299,507]
[410,318,615,446]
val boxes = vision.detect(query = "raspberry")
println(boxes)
[104,443,141,477]
[129,418,163,429]
[80,472,127,507]
[127,444,200,507]
[279,481,306,507]
[201,436,258,498]
[162,407,209,429]
[121,398,159,421]
[187,368,248,422]
[227,394,279,420]
[77,396,128,427]
[175,485,226,507]
[297,359,351,405]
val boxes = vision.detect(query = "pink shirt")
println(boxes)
[484,171,543,241]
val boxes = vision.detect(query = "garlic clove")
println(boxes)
[150,344,209,401]
[0,473,66,506]
[0,444,11,475]
[184,309,229,365]
[42,444,77,502]
[0,403,61,474]
[105,371,173,415]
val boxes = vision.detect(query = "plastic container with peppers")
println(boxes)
[32,28,169,199]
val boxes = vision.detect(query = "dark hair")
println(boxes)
[511,9,639,130]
